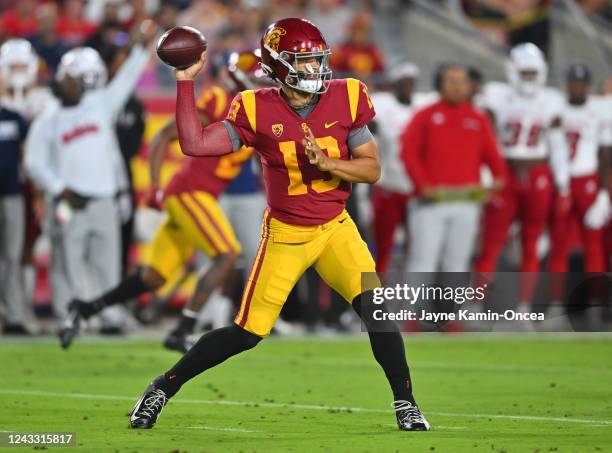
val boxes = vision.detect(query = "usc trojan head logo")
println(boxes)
[264,27,286,51]
[272,123,284,137]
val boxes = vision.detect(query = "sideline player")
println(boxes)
[546,64,611,324]
[474,43,570,312]
[129,18,429,431]
[369,62,418,274]
[60,50,269,352]
[0,39,55,334]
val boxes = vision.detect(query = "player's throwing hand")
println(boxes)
[303,127,335,172]
[175,51,207,81]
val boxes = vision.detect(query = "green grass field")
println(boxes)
[1,334,611,452]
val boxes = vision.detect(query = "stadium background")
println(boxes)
[1,1,612,451]
[1,0,611,330]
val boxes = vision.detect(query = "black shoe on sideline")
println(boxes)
[163,331,194,353]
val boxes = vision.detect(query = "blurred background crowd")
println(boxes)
[0,0,611,338]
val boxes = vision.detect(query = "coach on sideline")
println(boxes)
[400,64,507,273]
[24,22,155,332]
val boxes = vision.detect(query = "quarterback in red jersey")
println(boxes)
[59,50,265,353]
[129,18,430,432]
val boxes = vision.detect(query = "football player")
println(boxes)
[474,43,570,313]
[369,62,418,274]
[0,39,55,334]
[129,18,429,432]
[0,38,55,119]
[60,50,268,352]
[546,64,611,325]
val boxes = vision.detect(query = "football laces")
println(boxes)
[392,400,424,424]
[138,389,167,418]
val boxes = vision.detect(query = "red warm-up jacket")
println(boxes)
[400,100,506,193]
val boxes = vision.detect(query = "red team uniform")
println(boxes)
[473,44,570,280]
[145,87,249,280]
[548,96,612,273]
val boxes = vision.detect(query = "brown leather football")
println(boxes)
[156,26,207,69]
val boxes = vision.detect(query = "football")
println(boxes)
[156,26,207,69]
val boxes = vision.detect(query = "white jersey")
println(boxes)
[1,86,57,121]
[370,91,435,193]
[25,45,149,198]
[483,82,565,160]
[562,96,612,177]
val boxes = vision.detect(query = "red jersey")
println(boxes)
[330,43,385,77]
[1,10,38,37]
[401,100,507,192]
[225,78,375,225]
[165,86,254,198]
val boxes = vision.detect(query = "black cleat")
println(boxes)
[70,299,100,319]
[163,331,194,353]
[129,381,169,429]
[58,302,83,349]
[393,400,430,431]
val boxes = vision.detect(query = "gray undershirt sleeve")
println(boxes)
[348,125,374,150]
[223,120,243,152]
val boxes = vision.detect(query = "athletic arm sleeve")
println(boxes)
[176,80,234,156]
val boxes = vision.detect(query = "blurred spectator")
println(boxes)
[0,75,30,334]
[1,0,38,38]
[153,1,181,87]
[305,0,352,48]
[56,0,98,47]
[156,0,181,31]
[178,0,229,39]
[121,0,150,31]
[267,0,305,21]
[329,11,384,81]
[85,18,129,54]
[215,2,267,53]
[401,65,506,272]
[463,0,551,55]
[28,3,69,74]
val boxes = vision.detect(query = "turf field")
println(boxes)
[1,334,611,452]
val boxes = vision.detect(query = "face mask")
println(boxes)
[518,80,538,97]
[8,71,31,90]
